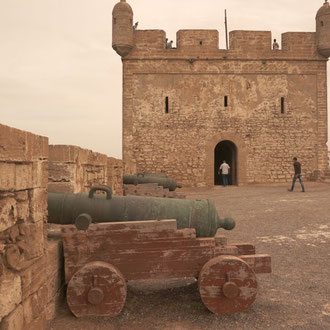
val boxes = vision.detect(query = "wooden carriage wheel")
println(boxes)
[198,255,257,315]
[67,261,127,317]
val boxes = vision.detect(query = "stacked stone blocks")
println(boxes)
[107,157,124,196]
[0,124,52,330]
[48,145,108,194]
[48,145,126,196]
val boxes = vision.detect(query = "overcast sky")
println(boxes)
[0,0,328,158]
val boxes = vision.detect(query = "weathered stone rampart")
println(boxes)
[129,30,322,59]
[48,145,108,194]
[0,124,56,329]
[48,145,125,195]
[0,124,127,329]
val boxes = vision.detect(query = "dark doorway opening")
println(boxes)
[214,140,237,185]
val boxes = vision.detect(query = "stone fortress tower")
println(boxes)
[316,0,330,57]
[112,0,134,57]
[112,0,330,187]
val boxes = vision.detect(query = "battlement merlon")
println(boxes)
[123,29,327,61]
[177,30,219,50]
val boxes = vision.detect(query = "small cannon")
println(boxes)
[62,219,271,317]
[123,173,182,191]
[48,186,235,237]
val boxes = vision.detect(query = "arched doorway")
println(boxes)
[214,140,237,185]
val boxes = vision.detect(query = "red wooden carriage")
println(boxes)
[62,219,271,317]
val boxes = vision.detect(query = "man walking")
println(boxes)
[218,160,230,186]
[288,157,305,192]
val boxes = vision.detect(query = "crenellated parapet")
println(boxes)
[112,0,329,61]
[124,29,325,61]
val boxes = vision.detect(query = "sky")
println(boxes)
[0,0,328,158]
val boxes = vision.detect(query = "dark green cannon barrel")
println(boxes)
[48,186,235,237]
[123,174,182,191]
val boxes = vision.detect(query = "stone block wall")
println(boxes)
[121,29,328,187]
[133,30,166,54]
[229,31,271,52]
[48,145,108,194]
[45,238,64,320]
[0,124,50,329]
[106,158,136,195]
[123,159,136,176]
[107,157,123,195]
[48,145,126,195]
[177,30,219,50]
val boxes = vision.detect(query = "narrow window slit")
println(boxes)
[165,96,169,113]
[281,97,285,114]
[224,96,228,107]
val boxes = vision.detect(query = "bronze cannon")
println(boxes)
[48,185,235,237]
[123,173,182,191]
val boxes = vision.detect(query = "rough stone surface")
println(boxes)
[24,314,47,330]
[48,145,108,193]
[0,305,24,330]
[0,197,17,232]
[0,123,49,328]
[107,157,124,195]
[19,256,47,300]
[28,188,48,223]
[48,145,125,195]
[0,272,22,321]
[22,284,48,325]
[45,239,64,321]
[0,124,48,163]
[124,159,136,176]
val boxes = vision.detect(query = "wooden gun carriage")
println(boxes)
[62,219,271,317]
